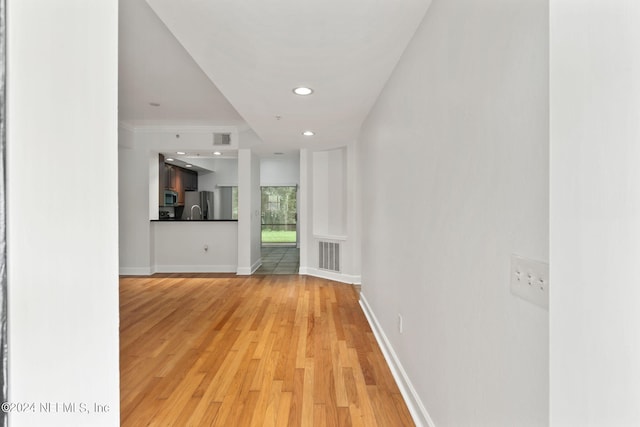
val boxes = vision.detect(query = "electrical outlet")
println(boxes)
[510,254,549,310]
[398,314,403,334]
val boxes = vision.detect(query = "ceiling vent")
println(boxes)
[213,133,232,146]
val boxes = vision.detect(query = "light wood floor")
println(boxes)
[120,274,414,426]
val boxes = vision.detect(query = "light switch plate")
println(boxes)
[510,254,549,310]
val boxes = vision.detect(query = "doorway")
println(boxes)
[260,186,297,246]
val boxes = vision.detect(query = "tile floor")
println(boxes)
[254,246,300,274]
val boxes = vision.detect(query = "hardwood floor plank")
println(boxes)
[313,403,327,426]
[252,379,282,427]
[275,391,293,427]
[337,406,353,427]
[203,343,259,426]
[347,347,381,427]
[392,392,417,427]
[250,297,272,331]
[295,323,307,371]
[172,396,209,427]
[120,274,415,426]
[281,325,300,391]
[287,368,305,426]
[147,372,206,426]
[348,403,367,427]
[120,376,161,425]
[211,336,256,401]
[367,385,399,427]
[301,358,315,426]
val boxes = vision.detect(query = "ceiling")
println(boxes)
[119,0,432,156]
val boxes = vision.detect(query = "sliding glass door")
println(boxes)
[261,186,297,245]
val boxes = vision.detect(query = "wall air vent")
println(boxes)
[213,133,232,146]
[318,241,340,272]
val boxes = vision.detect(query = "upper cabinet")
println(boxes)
[183,170,198,191]
[164,164,176,190]
[174,167,184,204]
[159,154,198,205]
[159,155,174,190]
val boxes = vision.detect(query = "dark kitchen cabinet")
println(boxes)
[158,154,198,204]
[175,168,197,204]
[159,155,177,191]
[184,169,198,191]
[159,154,165,202]
[165,165,177,190]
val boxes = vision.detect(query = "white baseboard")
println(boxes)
[237,258,262,276]
[152,264,237,273]
[298,267,361,284]
[119,266,153,276]
[359,293,436,427]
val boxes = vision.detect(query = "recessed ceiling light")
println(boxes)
[149,102,161,107]
[302,130,315,136]
[185,164,193,168]
[213,151,222,156]
[176,151,186,155]
[293,87,313,96]
[166,158,174,162]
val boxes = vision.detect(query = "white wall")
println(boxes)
[198,158,239,190]
[299,147,360,284]
[346,141,362,284]
[260,154,300,186]
[312,149,346,237]
[237,149,262,274]
[358,0,548,425]
[550,1,640,425]
[119,127,153,274]
[6,1,120,426]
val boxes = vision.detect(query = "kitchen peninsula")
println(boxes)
[152,153,239,273]
[150,219,238,273]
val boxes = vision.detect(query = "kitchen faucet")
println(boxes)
[190,204,202,220]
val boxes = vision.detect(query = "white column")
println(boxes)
[298,149,311,274]
[237,149,252,274]
[550,1,640,424]
[6,1,120,426]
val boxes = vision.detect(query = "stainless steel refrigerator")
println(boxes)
[182,191,200,220]
[199,191,215,220]
[182,191,215,220]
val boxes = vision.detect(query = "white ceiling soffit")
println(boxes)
[145,0,432,152]
[119,0,246,128]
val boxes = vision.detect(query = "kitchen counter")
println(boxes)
[151,220,238,273]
